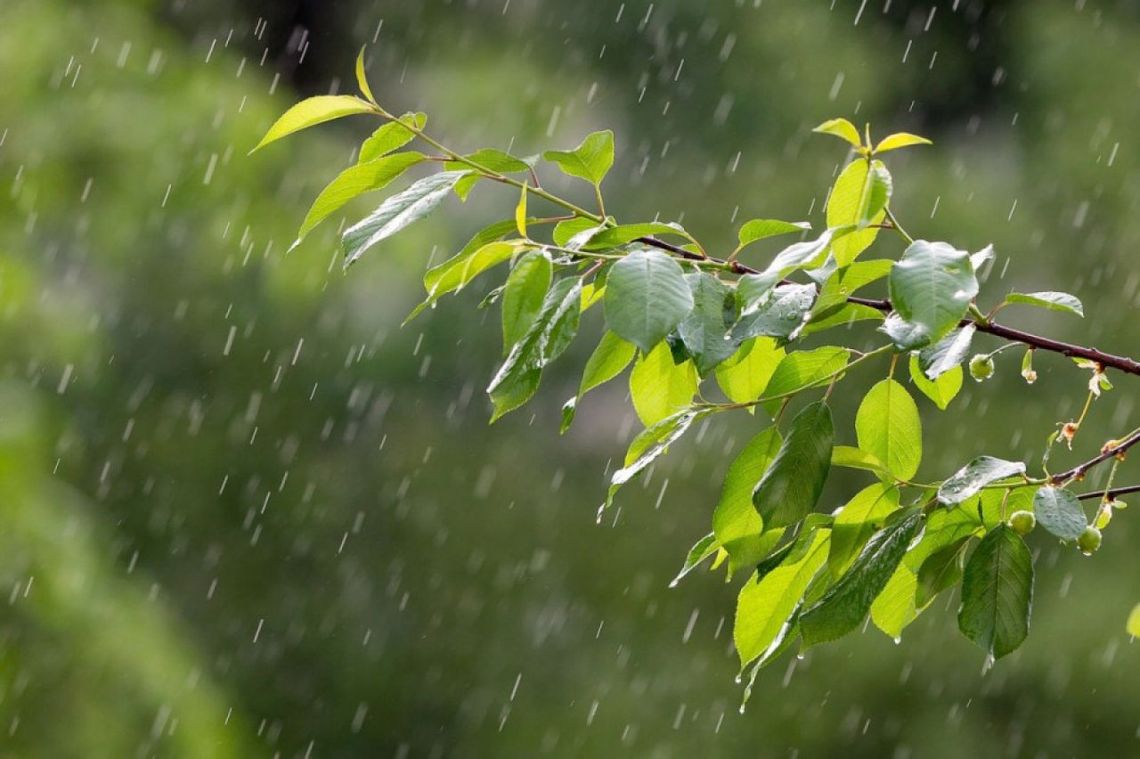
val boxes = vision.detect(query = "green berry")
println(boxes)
[969,354,995,382]
[1008,510,1036,535]
[1077,525,1102,555]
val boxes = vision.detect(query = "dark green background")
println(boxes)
[0,0,1136,755]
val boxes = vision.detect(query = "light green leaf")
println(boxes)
[606,408,708,508]
[604,248,694,353]
[553,217,599,246]
[1003,291,1084,318]
[714,338,784,405]
[827,160,888,265]
[856,379,922,481]
[501,250,553,353]
[294,152,425,245]
[1128,604,1140,637]
[917,325,976,379]
[831,446,893,480]
[737,219,812,247]
[251,95,375,153]
[358,113,427,163]
[829,484,901,575]
[908,355,962,411]
[762,346,850,401]
[343,171,467,267]
[873,132,932,153]
[801,511,924,647]
[937,456,1026,505]
[958,525,1034,660]
[735,530,831,668]
[813,118,862,148]
[355,48,376,104]
[811,259,892,318]
[677,273,737,376]
[423,239,520,300]
[753,402,834,529]
[671,533,720,585]
[629,342,699,426]
[543,130,615,186]
[444,148,534,176]
[801,303,885,336]
[1032,486,1087,541]
[713,427,783,567]
[583,222,692,250]
[887,240,978,348]
[579,331,636,397]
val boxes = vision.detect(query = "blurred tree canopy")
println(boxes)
[0,0,1136,756]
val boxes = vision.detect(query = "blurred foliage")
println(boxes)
[0,0,1137,756]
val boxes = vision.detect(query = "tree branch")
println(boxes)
[1077,483,1140,501]
[1051,428,1140,485]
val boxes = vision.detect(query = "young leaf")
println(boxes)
[855,379,923,481]
[543,130,615,186]
[714,338,784,405]
[583,222,692,250]
[1128,604,1140,637]
[420,237,520,304]
[873,132,933,153]
[358,113,427,163]
[908,355,963,411]
[579,331,636,397]
[606,408,708,508]
[761,346,850,401]
[671,533,720,585]
[735,529,831,668]
[737,219,812,248]
[604,248,694,354]
[713,427,783,567]
[753,402,834,529]
[515,183,528,238]
[829,484,901,575]
[1032,486,1087,541]
[629,342,699,426]
[355,47,376,104]
[251,95,376,153]
[917,325,976,379]
[887,240,979,348]
[553,217,600,246]
[958,525,1034,660]
[937,456,1026,505]
[800,511,924,647]
[827,160,889,265]
[343,171,468,267]
[501,250,553,353]
[813,118,862,148]
[445,148,534,175]
[294,152,426,245]
[1003,291,1084,318]
[830,446,893,481]
[677,273,737,376]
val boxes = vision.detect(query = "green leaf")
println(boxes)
[251,95,375,153]
[444,148,533,175]
[579,331,636,397]
[735,529,830,668]
[343,171,467,267]
[294,152,426,245]
[604,248,694,353]
[514,183,528,238]
[831,446,893,481]
[543,130,615,186]
[732,283,816,343]
[753,402,834,529]
[714,338,784,405]
[607,408,708,509]
[1128,604,1140,637]
[1032,486,1087,541]
[423,239,520,301]
[583,222,692,250]
[887,240,979,348]
[811,259,892,318]
[801,302,885,336]
[737,219,812,247]
[917,325,976,379]
[800,511,924,647]
[855,379,922,481]
[355,48,376,104]
[737,228,845,297]
[677,273,737,375]
[713,427,783,568]
[915,539,968,608]
[827,160,889,265]
[1003,291,1084,317]
[813,118,862,148]
[873,132,932,153]
[829,484,901,575]
[552,217,599,246]
[761,347,850,401]
[908,355,962,411]
[489,368,540,422]
[501,251,553,353]
[358,113,427,163]
[958,525,1034,660]
[937,456,1026,505]
[671,533,720,585]
[629,342,699,426]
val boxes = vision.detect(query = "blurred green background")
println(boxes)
[0,0,1137,756]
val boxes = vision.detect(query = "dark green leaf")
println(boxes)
[829,484,901,575]
[343,171,467,267]
[915,539,968,607]
[604,248,694,353]
[753,402,834,529]
[1033,486,1087,540]
[732,283,816,343]
[677,273,738,375]
[917,325,976,379]
[958,525,1034,660]
[605,408,708,509]
[501,251,553,353]
[937,456,1026,505]
[886,240,978,348]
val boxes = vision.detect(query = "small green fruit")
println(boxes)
[969,353,995,382]
[1077,525,1102,555]
[1008,510,1036,535]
